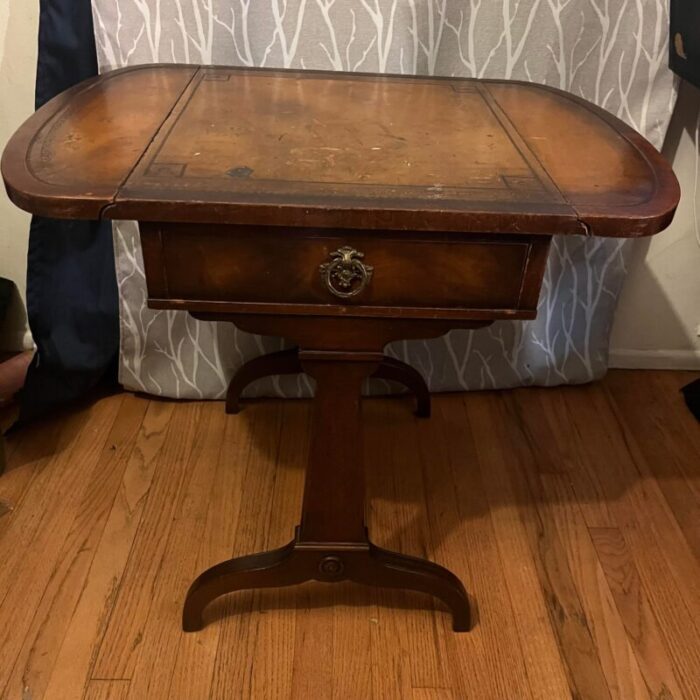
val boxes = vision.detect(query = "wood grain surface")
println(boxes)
[139,222,551,322]
[2,66,679,236]
[0,369,697,699]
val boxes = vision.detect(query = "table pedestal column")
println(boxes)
[182,346,470,632]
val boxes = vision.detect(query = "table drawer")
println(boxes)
[141,224,549,320]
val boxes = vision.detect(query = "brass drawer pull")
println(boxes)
[319,246,373,299]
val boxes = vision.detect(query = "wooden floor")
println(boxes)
[0,370,698,700]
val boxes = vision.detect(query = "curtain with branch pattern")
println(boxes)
[91,0,677,399]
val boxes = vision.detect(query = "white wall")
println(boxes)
[0,3,698,365]
[0,0,38,351]
[610,81,700,369]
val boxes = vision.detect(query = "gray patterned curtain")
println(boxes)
[91,0,677,399]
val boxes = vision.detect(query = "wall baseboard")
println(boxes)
[609,348,700,370]
[0,327,34,353]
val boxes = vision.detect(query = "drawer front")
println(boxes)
[141,224,549,319]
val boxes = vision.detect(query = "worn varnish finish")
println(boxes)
[139,222,551,322]
[2,65,678,235]
[0,372,698,699]
[1,65,680,631]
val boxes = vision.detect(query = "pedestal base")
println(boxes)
[183,528,470,632]
[183,314,487,634]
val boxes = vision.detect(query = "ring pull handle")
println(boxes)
[319,246,373,299]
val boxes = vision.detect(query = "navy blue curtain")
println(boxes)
[19,0,119,422]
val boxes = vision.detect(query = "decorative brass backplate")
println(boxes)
[319,246,374,299]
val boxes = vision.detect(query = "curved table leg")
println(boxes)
[225,348,301,414]
[363,542,470,631]
[183,539,301,631]
[372,355,431,418]
[226,348,431,418]
[183,533,470,632]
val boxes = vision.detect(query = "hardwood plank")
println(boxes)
[209,403,285,699]
[166,403,271,700]
[570,379,700,593]
[539,474,649,700]
[461,391,576,700]
[0,414,63,540]
[290,583,335,700]
[507,387,651,699]
[83,680,130,700]
[330,581,375,700]
[0,396,123,698]
[250,401,307,700]
[469,391,612,700]
[501,387,578,474]
[367,399,452,696]
[126,402,225,700]
[590,527,685,699]
[91,401,203,678]
[3,395,149,700]
[411,689,455,700]
[652,371,700,456]
[0,405,99,596]
[364,400,435,697]
[509,386,618,529]
[424,397,533,700]
[458,394,573,700]
[562,383,700,700]
[603,370,700,555]
[569,382,700,603]
[43,400,174,700]
[368,596,413,700]
[465,408,570,700]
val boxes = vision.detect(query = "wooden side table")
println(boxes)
[2,65,679,631]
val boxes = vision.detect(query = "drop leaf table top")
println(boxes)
[2,64,679,237]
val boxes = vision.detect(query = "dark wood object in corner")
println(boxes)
[1,65,680,632]
[670,0,700,87]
